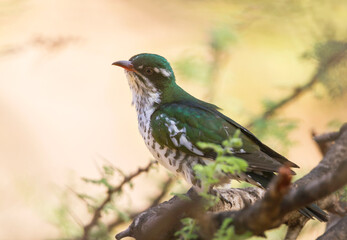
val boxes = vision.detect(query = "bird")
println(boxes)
[112,53,327,221]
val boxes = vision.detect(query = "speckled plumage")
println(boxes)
[115,53,298,190]
[113,53,327,221]
[125,67,206,187]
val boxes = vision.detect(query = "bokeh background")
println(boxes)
[1,0,346,239]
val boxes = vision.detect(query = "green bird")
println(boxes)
[112,53,327,221]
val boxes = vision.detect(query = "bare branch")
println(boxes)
[247,49,347,128]
[317,216,347,240]
[107,177,173,231]
[116,124,347,239]
[115,188,204,240]
[0,35,79,57]
[115,187,266,240]
[80,161,156,240]
[212,123,347,235]
[313,131,341,143]
[212,166,294,235]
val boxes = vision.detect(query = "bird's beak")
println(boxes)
[112,60,135,72]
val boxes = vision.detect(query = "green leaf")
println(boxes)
[213,218,252,240]
[197,142,224,155]
[103,165,115,176]
[210,25,237,52]
[174,218,200,240]
[81,177,113,190]
[171,192,191,201]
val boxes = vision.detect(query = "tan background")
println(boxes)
[0,0,346,239]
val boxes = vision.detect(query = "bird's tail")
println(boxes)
[299,204,328,222]
[246,172,328,222]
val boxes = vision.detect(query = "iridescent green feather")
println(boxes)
[151,103,259,156]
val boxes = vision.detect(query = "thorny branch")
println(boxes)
[79,161,156,240]
[116,123,347,240]
[0,36,79,57]
[247,44,347,129]
[78,41,346,239]
[106,177,174,232]
[247,72,319,128]
[312,125,346,156]
[212,124,347,236]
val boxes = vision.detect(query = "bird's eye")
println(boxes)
[144,67,154,75]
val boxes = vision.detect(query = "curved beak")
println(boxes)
[112,60,135,72]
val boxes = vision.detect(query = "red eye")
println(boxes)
[145,67,154,75]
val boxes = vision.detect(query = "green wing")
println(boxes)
[150,101,294,173]
[151,102,257,155]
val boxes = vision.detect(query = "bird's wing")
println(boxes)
[182,100,299,168]
[150,102,290,173]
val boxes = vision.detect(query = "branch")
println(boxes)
[247,47,347,128]
[0,36,79,57]
[107,177,173,231]
[312,125,346,155]
[115,188,202,240]
[317,216,347,240]
[116,123,347,239]
[212,166,294,235]
[115,187,265,240]
[80,161,155,240]
[313,130,342,143]
[212,123,347,235]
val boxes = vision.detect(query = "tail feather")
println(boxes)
[246,172,328,222]
[299,204,328,222]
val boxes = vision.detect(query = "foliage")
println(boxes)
[175,131,249,239]
[174,218,200,240]
[174,24,238,101]
[327,119,344,130]
[209,24,238,52]
[49,1,347,239]
[87,222,110,240]
[175,24,237,83]
[51,192,82,239]
[341,186,347,202]
[174,55,211,84]
[174,217,253,240]
[251,117,298,152]
[303,40,347,99]
[194,130,248,193]
[50,161,156,240]
[213,218,252,240]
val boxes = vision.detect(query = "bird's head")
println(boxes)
[112,53,176,98]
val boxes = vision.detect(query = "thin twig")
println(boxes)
[247,74,319,128]
[0,36,79,57]
[107,177,173,231]
[149,177,174,208]
[247,49,347,128]
[213,124,347,235]
[115,124,347,239]
[80,161,156,240]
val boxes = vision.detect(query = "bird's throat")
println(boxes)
[125,71,161,125]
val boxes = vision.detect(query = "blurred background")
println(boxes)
[1,0,346,239]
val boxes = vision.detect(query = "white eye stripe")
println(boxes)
[142,67,172,77]
[160,68,171,77]
[150,67,171,77]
